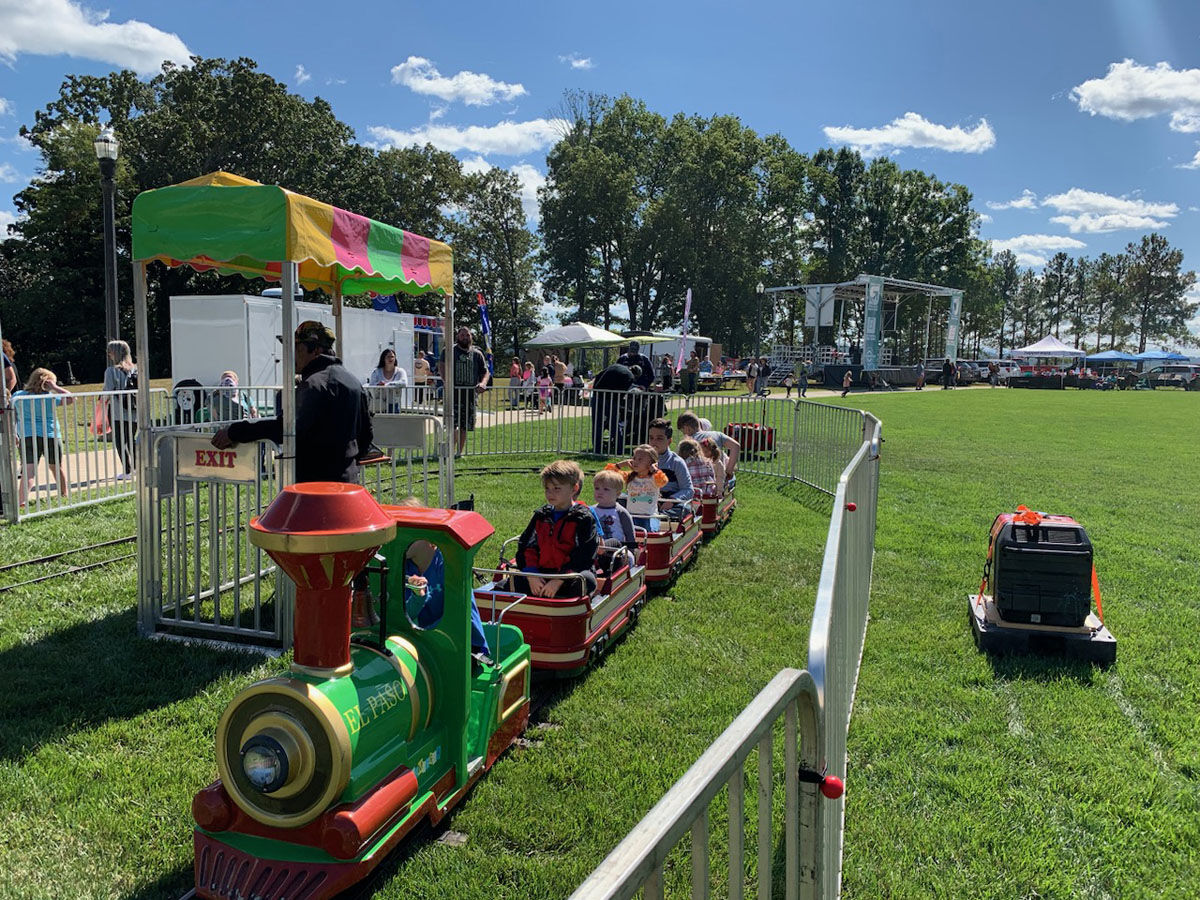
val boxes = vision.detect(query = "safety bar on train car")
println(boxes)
[470,566,530,652]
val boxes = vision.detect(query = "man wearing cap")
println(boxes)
[438,326,489,458]
[211,320,372,482]
[212,320,377,623]
[617,341,654,390]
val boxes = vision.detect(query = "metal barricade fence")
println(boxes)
[569,668,822,900]
[3,387,170,521]
[447,386,863,497]
[140,426,285,647]
[571,412,882,900]
[807,412,880,895]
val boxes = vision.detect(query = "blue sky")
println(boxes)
[0,0,1197,317]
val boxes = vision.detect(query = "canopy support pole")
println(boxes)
[332,285,344,361]
[442,291,455,505]
[133,262,155,634]
[279,263,297,488]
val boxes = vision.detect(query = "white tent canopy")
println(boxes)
[525,321,627,349]
[1010,335,1086,358]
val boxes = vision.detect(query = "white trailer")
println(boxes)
[169,294,419,387]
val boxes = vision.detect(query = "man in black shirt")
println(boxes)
[212,320,371,483]
[212,320,377,624]
[617,341,654,389]
[590,363,634,454]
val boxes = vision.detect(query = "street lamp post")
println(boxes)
[755,281,765,356]
[93,126,120,343]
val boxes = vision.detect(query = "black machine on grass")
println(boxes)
[969,506,1116,665]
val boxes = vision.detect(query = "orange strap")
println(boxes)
[1091,565,1104,623]
[1014,505,1042,525]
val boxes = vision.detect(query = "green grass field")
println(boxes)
[0,387,1196,899]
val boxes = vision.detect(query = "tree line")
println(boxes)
[0,59,1194,384]
[0,58,539,382]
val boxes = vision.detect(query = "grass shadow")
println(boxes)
[985,648,1099,685]
[755,474,833,513]
[122,865,193,900]
[0,606,264,760]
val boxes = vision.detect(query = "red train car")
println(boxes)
[474,547,647,676]
[699,485,737,539]
[642,505,703,586]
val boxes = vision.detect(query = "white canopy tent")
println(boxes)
[525,321,627,349]
[1010,335,1086,358]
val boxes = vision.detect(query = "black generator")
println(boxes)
[989,510,1093,627]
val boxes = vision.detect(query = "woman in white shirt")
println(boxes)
[368,348,409,412]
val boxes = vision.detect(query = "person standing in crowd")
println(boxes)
[521,360,536,409]
[507,356,522,409]
[684,350,701,396]
[211,370,258,422]
[13,367,74,506]
[590,361,635,454]
[553,354,567,401]
[659,353,674,393]
[942,358,954,390]
[988,360,999,387]
[2,338,17,401]
[915,361,926,390]
[745,357,759,395]
[102,340,138,480]
[617,341,654,390]
[412,352,431,404]
[438,326,489,458]
[368,348,409,413]
[212,320,377,625]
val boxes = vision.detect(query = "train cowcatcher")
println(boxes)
[190,483,531,900]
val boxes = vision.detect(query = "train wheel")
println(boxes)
[589,636,609,666]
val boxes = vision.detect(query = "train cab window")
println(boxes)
[401,537,446,631]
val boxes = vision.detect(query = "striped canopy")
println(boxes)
[131,172,453,296]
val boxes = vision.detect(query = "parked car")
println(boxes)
[971,359,1021,383]
[1145,364,1200,390]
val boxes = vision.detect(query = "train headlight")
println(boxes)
[216,679,351,828]
[241,734,289,793]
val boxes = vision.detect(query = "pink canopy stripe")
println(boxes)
[401,231,432,286]
[331,208,373,275]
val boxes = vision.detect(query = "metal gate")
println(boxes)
[137,412,450,649]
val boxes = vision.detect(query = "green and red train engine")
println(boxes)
[191,483,530,900]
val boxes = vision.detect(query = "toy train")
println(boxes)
[191,484,530,899]
[190,474,736,898]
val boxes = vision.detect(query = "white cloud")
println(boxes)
[1179,148,1200,170]
[459,155,543,223]
[1048,213,1170,233]
[986,189,1038,210]
[0,0,191,74]
[429,104,447,121]
[1,133,35,152]
[390,56,526,106]
[0,163,20,183]
[978,213,992,224]
[822,112,995,155]
[368,118,567,156]
[294,64,311,85]
[1071,60,1200,133]
[0,97,12,116]
[990,233,1087,266]
[325,76,347,86]
[0,209,17,239]
[559,53,593,70]
[510,162,545,223]
[1040,187,1177,232]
